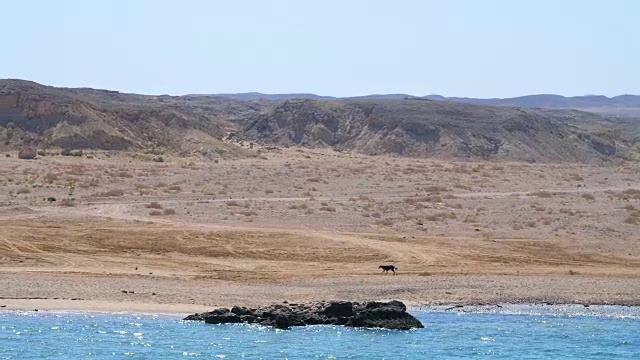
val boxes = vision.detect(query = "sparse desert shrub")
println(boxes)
[320,201,329,206]
[138,188,154,196]
[43,173,59,183]
[163,208,176,215]
[307,177,322,183]
[239,210,258,216]
[615,189,640,201]
[59,198,76,207]
[559,208,577,216]
[93,189,125,197]
[264,189,274,194]
[225,200,240,207]
[425,186,448,193]
[530,203,546,212]
[581,193,595,201]
[146,202,163,209]
[376,218,394,226]
[624,210,640,225]
[463,215,478,223]
[149,210,162,216]
[319,206,336,212]
[289,203,309,210]
[425,212,457,222]
[16,187,31,195]
[116,171,133,178]
[529,191,554,198]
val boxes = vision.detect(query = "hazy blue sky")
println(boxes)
[2,0,638,97]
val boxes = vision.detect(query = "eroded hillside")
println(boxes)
[238,99,635,163]
[0,79,267,157]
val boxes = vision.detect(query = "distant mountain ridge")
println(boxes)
[201,92,640,116]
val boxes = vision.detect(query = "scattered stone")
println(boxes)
[152,156,164,163]
[18,147,37,159]
[61,149,83,157]
[5,154,10,157]
[36,149,46,156]
[185,300,423,330]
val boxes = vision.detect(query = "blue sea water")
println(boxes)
[1,305,639,359]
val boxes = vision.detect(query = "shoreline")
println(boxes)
[0,298,210,315]
[2,298,640,317]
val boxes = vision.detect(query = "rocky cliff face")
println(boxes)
[237,99,633,164]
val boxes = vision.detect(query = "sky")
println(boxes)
[2,0,638,97]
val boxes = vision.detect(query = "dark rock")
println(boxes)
[184,300,422,330]
[321,301,354,318]
[350,301,423,330]
[18,147,37,159]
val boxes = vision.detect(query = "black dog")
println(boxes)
[379,265,398,274]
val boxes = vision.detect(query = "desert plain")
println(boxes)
[1,146,639,312]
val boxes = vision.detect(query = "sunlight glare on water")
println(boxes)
[1,306,639,359]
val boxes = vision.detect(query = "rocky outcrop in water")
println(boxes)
[184,300,423,330]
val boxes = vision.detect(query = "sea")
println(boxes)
[1,304,639,359]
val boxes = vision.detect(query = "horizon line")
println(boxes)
[1,78,639,99]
